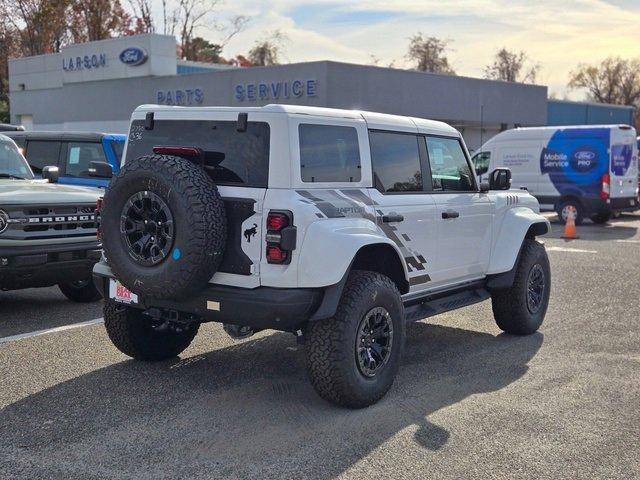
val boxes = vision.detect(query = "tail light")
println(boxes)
[265,211,296,264]
[600,173,610,200]
[152,146,202,158]
[96,197,103,240]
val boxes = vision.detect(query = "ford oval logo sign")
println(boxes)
[119,47,147,66]
[574,150,596,161]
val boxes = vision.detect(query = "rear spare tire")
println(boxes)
[101,154,226,300]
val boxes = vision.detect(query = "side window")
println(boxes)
[299,124,361,182]
[370,131,423,192]
[472,151,490,175]
[64,142,106,177]
[24,141,61,174]
[426,136,475,191]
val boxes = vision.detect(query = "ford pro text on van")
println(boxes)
[473,125,639,224]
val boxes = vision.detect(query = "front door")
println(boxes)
[424,135,493,285]
[367,130,439,293]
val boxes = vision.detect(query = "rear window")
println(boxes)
[125,119,270,187]
[25,140,61,174]
[299,124,361,183]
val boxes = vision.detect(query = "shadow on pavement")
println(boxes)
[546,214,638,241]
[0,287,103,338]
[0,322,543,479]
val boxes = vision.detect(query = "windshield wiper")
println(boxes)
[0,173,26,180]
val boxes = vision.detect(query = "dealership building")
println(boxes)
[8,33,635,151]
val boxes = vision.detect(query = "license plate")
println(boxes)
[109,279,138,304]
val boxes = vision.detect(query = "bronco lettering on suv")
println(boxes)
[94,105,551,408]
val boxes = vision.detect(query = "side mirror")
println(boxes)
[479,181,490,193]
[89,161,113,178]
[42,166,59,183]
[489,168,512,190]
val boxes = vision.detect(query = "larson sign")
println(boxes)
[62,53,107,71]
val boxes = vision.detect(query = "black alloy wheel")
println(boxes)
[120,191,175,266]
[526,263,546,314]
[355,306,394,377]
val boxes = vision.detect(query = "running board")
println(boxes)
[403,288,490,323]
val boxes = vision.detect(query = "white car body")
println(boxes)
[99,104,549,298]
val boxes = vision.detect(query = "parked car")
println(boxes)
[472,125,639,224]
[0,124,25,132]
[4,131,125,189]
[0,134,102,302]
[94,104,551,408]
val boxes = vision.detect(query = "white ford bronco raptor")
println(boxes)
[94,104,551,408]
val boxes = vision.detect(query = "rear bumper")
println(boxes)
[0,241,102,290]
[580,196,638,215]
[93,264,323,332]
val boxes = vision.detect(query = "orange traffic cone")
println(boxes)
[561,207,579,240]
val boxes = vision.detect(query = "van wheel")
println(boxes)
[305,271,405,408]
[590,213,611,224]
[58,279,102,303]
[104,300,199,361]
[557,199,583,225]
[491,239,550,335]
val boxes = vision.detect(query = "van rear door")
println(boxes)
[609,126,638,203]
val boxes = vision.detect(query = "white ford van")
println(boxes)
[473,125,639,224]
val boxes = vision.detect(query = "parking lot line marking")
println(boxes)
[546,246,598,254]
[0,318,104,345]
[615,239,640,244]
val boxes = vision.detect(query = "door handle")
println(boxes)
[382,214,404,223]
[441,210,460,219]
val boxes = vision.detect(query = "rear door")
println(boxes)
[425,135,493,285]
[124,113,272,288]
[23,140,61,177]
[610,127,638,203]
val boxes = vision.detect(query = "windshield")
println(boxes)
[0,140,34,179]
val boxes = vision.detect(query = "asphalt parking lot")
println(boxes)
[1,213,639,480]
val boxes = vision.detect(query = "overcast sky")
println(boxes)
[163,0,640,99]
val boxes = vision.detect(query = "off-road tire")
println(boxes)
[491,239,550,335]
[100,154,226,300]
[590,213,611,224]
[306,270,405,408]
[557,199,584,225]
[58,279,102,303]
[104,300,198,361]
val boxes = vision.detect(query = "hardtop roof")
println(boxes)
[133,104,459,136]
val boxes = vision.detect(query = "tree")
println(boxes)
[484,48,539,83]
[128,0,154,33]
[406,33,455,74]
[0,0,70,55]
[0,19,20,123]
[183,37,224,63]
[569,57,640,130]
[70,0,132,42]
[169,0,248,61]
[248,30,287,67]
